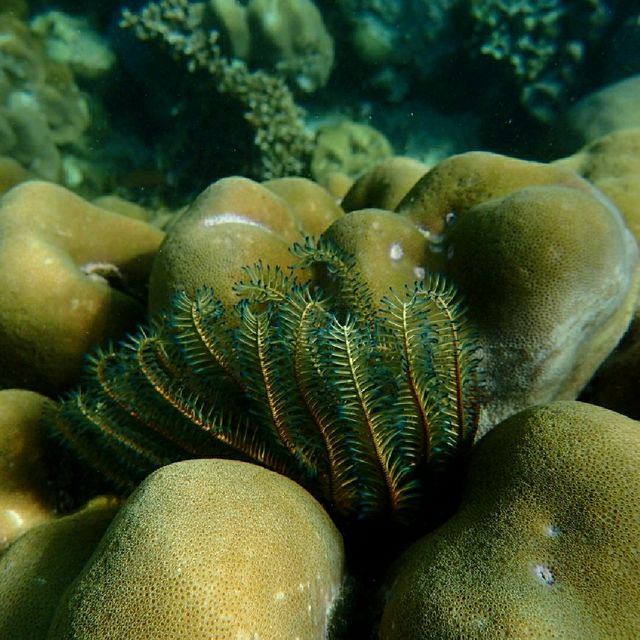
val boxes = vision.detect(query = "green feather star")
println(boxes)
[46,238,482,527]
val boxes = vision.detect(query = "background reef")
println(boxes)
[4,0,639,205]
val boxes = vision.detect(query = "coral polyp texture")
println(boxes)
[46,239,481,528]
[379,401,640,639]
[46,459,344,640]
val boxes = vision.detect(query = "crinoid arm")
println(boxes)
[291,236,375,323]
[381,277,482,469]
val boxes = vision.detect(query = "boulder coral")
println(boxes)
[581,296,640,421]
[0,155,31,196]
[392,151,639,430]
[0,181,164,394]
[0,389,55,552]
[141,150,640,435]
[311,119,394,188]
[553,128,640,243]
[262,176,344,237]
[208,0,251,59]
[207,0,334,93]
[341,156,429,213]
[563,75,640,147]
[379,401,640,639]
[319,208,432,306]
[394,151,590,244]
[0,496,119,640]
[30,10,116,80]
[47,459,345,639]
[148,175,342,313]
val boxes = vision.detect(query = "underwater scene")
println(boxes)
[0,0,639,637]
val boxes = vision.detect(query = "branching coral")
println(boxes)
[121,0,314,179]
[470,0,616,121]
[45,239,482,530]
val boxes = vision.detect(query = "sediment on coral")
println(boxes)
[121,0,315,180]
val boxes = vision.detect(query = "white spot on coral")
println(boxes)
[80,261,123,287]
[274,591,286,601]
[445,211,457,226]
[389,242,403,261]
[533,563,556,586]
[413,266,426,280]
[202,213,268,230]
[416,224,431,240]
[545,524,562,538]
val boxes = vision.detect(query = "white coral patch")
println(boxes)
[389,242,404,261]
[533,563,556,586]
